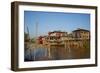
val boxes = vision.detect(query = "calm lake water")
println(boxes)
[24,48,75,61]
[24,48,48,61]
[24,47,90,61]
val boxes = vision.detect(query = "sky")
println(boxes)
[24,11,90,38]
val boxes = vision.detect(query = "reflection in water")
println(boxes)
[24,47,90,62]
[24,48,48,61]
[24,47,74,61]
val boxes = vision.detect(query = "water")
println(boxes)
[24,48,74,61]
[24,47,88,61]
[24,48,48,61]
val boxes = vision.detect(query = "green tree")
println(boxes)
[31,38,35,43]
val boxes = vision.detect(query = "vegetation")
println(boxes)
[31,38,35,43]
